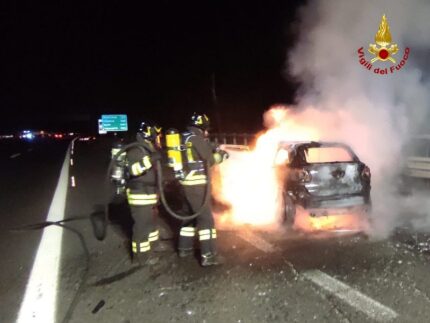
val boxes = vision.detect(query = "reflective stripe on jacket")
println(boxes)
[129,155,152,176]
[126,189,158,206]
[179,170,207,186]
[125,141,157,185]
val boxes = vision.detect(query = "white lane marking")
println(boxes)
[237,231,398,322]
[10,153,21,159]
[17,140,75,323]
[237,230,277,253]
[303,270,398,322]
[71,176,76,187]
[70,158,74,166]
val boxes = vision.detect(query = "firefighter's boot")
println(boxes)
[132,253,159,266]
[201,252,224,267]
[178,249,194,258]
[132,252,147,266]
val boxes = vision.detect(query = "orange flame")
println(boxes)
[213,106,318,227]
[212,105,368,232]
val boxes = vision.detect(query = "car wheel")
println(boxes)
[283,193,296,226]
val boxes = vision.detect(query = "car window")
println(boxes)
[304,146,354,163]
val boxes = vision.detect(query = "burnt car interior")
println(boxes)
[287,142,359,167]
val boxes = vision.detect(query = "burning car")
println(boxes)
[275,141,371,228]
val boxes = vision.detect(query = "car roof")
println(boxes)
[278,141,352,149]
[278,141,360,162]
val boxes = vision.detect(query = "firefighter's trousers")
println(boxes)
[126,187,159,256]
[178,184,217,255]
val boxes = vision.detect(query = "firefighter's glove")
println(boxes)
[211,142,220,151]
[151,151,163,162]
[220,150,229,161]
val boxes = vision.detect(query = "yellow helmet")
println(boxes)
[137,121,157,141]
[190,112,210,131]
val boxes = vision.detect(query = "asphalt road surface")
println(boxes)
[1,138,430,323]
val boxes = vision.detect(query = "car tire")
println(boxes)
[283,193,296,226]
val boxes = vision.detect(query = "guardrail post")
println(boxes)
[211,132,257,146]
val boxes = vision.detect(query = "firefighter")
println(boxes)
[178,113,228,266]
[126,121,163,265]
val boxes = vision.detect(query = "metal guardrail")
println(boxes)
[219,144,250,151]
[404,135,430,181]
[210,133,257,146]
[210,133,430,182]
[405,157,430,179]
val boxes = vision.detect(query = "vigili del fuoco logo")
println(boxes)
[357,14,410,75]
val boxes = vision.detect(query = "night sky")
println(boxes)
[4,1,303,133]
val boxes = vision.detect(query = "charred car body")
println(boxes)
[276,141,371,224]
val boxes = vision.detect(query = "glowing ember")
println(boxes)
[293,209,369,232]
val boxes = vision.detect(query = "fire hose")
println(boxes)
[7,139,212,322]
[8,140,212,321]
[103,140,211,237]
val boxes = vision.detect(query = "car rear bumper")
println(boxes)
[308,195,366,209]
[292,193,369,210]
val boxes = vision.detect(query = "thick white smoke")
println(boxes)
[284,0,430,237]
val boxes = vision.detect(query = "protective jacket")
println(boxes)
[126,141,157,197]
[180,126,217,186]
[178,126,225,259]
[125,139,159,258]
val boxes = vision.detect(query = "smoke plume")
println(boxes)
[283,0,430,236]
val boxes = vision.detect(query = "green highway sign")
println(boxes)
[99,114,128,132]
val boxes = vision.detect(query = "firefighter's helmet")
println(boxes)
[153,123,163,135]
[190,113,210,131]
[112,138,125,149]
[137,121,157,141]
